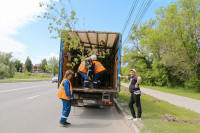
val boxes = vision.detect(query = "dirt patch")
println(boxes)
[149,99,162,103]
[160,114,200,124]
[160,114,181,123]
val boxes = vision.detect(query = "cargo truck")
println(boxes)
[58,30,122,107]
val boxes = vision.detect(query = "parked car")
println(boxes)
[52,76,58,83]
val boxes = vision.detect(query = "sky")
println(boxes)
[0,0,177,64]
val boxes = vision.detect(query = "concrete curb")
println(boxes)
[114,98,140,133]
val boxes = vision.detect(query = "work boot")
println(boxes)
[66,122,71,125]
[58,122,67,127]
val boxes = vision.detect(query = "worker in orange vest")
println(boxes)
[92,60,106,89]
[78,55,97,89]
[58,70,74,127]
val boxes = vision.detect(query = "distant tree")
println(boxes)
[25,56,32,72]
[14,59,22,72]
[40,58,47,72]
[0,52,15,78]
[0,63,9,79]
[46,57,59,77]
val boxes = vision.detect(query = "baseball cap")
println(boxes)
[130,69,136,72]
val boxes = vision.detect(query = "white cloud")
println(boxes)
[32,52,59,64]
[0,0,49,36]
[0,35,28,62]
[0,0,56,63]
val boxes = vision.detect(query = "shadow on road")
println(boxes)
[74,106,122,120]
[69,123,111,128]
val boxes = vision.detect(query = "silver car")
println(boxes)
[52,76,58,83]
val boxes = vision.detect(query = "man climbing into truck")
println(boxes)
[78,54,106,89]
[92,60,106,89]
[118,69,142,121]
[78,55,97,89]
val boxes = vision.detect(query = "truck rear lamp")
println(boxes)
[108,102,113,105]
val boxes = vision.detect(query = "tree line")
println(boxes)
[122,0,200,91]
[0,52,59,79]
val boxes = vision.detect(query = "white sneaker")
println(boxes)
[128,117,134,120]
[137,118,141,121]
[133,118,138,121]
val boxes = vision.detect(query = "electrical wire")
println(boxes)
[121,0,139,35]
[123,0,153,46]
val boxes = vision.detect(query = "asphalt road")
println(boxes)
[0,81,131,133]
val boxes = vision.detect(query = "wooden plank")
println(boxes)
[88,33,97,44]
[77,32,89,43]
[86,32,92,49]
[71,30,120,34]
[105,34,108,52]
[84,46,112,49]
[107,34,117,47]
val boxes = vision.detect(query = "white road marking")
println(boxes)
[0,84,53,93]
[27,95,40,100]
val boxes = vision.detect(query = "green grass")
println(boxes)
[0,78,51,83]
[12,74,52,79]
[141,85,200,100]
[117,86,200,133]
[0,73,52,83]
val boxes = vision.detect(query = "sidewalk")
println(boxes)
[121,83,200,114]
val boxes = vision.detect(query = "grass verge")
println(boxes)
[0,78,51,83]
[141,85,200,100]
[12,74,52,79]
[117,86,200,133]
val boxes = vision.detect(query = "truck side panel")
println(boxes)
[58,41,64,85]
[117,34,122,92]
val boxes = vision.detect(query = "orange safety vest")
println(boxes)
[58,78,73,100]
[78,57,92,73]
[93,61,106,74]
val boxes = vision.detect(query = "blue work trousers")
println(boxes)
[79,71,89,88]
[59,99,71,124]
[93,70,105,88]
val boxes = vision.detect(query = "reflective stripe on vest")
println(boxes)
[78,62,88,73]
[93,61,106,74]
[78,57,92,73]
[57,78,73,100]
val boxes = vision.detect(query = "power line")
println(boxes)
[121,0,139,35]
[123,0,148,45]
[123,0,153,46]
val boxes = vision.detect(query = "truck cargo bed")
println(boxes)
[58,30,122,94]
[73,87,118,93]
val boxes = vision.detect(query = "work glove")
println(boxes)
[118,74,122,77]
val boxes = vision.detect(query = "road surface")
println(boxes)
[121,83,200,114]
[0,81,131,133]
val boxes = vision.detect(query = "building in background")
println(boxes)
[22,64,40,73]
[32,64,40,72]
